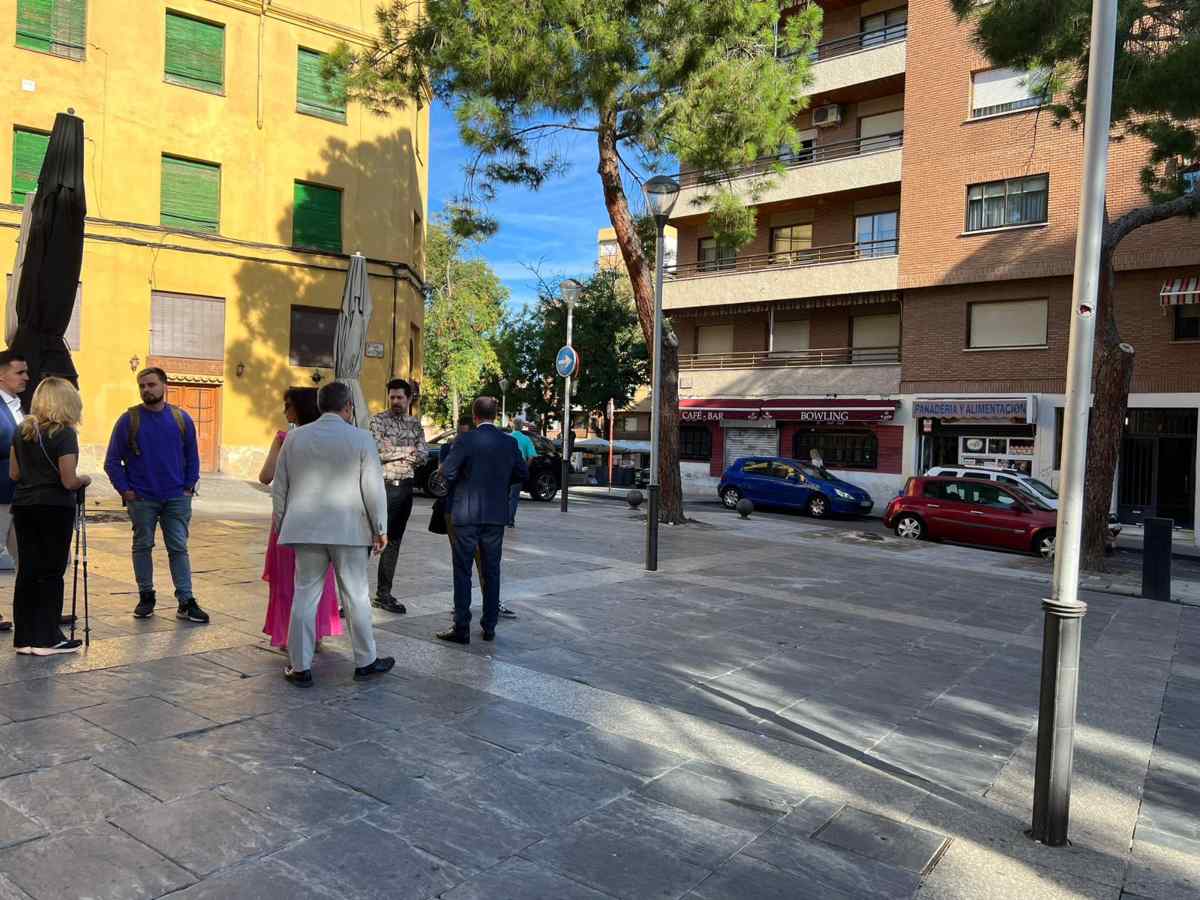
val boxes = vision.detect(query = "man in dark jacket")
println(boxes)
[436,396,527,644]
[0,350,28,632]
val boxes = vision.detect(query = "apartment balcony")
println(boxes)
[663,241,900,310]
[678,347,902,398]
[676,132,902,213]
[780,23,907,95]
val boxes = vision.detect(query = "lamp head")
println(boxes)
[559,278,583,308]
[642,175,681,222]
[499,377,510,393]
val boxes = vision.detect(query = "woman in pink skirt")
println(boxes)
[258,387,342,650]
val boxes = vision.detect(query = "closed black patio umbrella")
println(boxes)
[9,111,86,409]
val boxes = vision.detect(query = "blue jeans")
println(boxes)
[128,496,193,601]
[451,523,504,632]
[508,482,522,526]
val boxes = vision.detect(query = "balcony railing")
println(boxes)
[668,239,898,279]
[680,131,903,187]
[779,23,908,63]
[679,346,901,370]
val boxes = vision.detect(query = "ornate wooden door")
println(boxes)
[167,385,220,473]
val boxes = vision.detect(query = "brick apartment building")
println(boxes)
[661,0,1200,538]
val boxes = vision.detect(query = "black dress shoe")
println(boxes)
[354,656,396,679]
[372,597,407,614]
[284,666,313,688]
[435,628,469,645]
[481,629,495,642]
[0,617,11,633]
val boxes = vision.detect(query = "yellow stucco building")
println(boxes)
[1,0,428,475]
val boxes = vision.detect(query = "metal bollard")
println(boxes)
[1141,517,1173,603]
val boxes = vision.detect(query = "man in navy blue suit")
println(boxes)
[436,396,528,644]
[0,350,30,633]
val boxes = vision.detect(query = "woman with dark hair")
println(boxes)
[258,387,341,650]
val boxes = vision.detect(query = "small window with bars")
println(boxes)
[290,306,339,367]
[165,11,225,94]
[680,425,712,461]
[966,175,1048,232]
[793,429,879,470]
[150,291,226,360]
[161,156,221,233]
[16,0,86,60]
[971,68,1047,119]
[11,128,50,205]
[297,47,347,123]
[293,182,343,252]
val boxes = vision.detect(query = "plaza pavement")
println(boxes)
[0,483,1196,899]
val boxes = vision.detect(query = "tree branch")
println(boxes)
[1105,191,1200,247]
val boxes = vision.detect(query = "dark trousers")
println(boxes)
[375,479,414,601]
[450,523,504,633]
[12,505,75,649]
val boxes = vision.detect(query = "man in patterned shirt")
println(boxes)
[367,378,428,614]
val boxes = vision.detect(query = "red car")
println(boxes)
[884,476,1058,559]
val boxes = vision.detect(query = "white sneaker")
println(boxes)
[31,640,82,656]
[15,646,32,655]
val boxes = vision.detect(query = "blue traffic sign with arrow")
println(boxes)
[556,345,579,378]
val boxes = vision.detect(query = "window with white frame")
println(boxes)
[966,175,1048,231]
[971,68,1047,119]
[968,298,1048,349]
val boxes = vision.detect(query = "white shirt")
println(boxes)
[0,391,23,425]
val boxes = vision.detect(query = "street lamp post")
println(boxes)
[1030,0,1118,847]
[499,377,510,428]
[559,279,582,513]
[642,175,680,572]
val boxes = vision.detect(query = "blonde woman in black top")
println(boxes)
[9,377,91,655]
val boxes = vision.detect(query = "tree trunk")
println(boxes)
[596,119,686,523]
[450,386,459,427]
[1080,245,1134,569]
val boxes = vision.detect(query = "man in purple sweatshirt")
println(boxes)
[104,368,208,623]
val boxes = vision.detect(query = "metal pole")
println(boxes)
[646,219,665,571]
[502,392,507,428]
[1030,0,1117,847]
[560,303,574,513]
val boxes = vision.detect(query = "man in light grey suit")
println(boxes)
[271,381,395,687]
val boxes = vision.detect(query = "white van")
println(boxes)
[923,466,1059,509]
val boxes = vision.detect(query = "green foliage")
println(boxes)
[951,0,1200,205]
[422,222,509,426]
[708,190,760,249]
[483,269,648,432]
[331,0,821,241]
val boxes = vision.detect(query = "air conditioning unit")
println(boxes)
[813,104,842,128]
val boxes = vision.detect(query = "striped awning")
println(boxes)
[1160,276,1200,306]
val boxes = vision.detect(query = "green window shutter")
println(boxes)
[12,129,50,205]
[164,12,224,94]
[293,182,342,252]
[161,156,220,232]
[297,48,347,123]
[17,0,85,58]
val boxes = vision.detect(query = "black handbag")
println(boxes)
[428,497,448,535]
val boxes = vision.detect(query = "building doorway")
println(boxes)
[1117,409,1197,528]
[167,384,221,473]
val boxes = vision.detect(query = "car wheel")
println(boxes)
[807,494,829,518]
[531,471,559,502]
[721,487,741,509]
[1035,530,1056,560]
[426,470,448,498]
[895,514,923,540]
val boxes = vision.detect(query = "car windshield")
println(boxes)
[797,462,831,480]
[1025,477,1058,499]
[1018,489,1055,512]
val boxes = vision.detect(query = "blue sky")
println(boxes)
[427,99,647,310]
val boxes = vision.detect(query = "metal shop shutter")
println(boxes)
[11,129,50,204]
[17,0,86,58]
[161,156,220,233]
[150,291,226,360]
[724,427,779,467]
[164,12,225,93]
[293,182,343,252]
[297,48,346,123]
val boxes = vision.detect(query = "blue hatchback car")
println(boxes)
[718,456,874,518]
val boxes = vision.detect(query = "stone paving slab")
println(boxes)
[0,498,1197,897]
